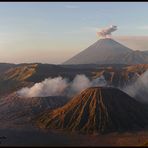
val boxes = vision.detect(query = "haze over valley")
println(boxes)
[0,2,148,147]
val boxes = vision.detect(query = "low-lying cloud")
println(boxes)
[123,70,148,103]
[17,74,107,98]
[17,77,68,98]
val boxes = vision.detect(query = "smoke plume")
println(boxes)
[69,75,92,95]
[17,77,68,97]
[123,70,148,103]
[17,74,107,98]
[97,25,117,38]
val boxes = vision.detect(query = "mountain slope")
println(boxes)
[122,50,148,64]
[64,38,148,65]
[92,64,148,87]
[0,92,69,128]
[37,87,148,134]
[0,64,37,81]
[0,63,98,83]
[0,63,15,74]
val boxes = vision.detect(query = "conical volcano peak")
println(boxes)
[67,86,132,104]
[78,86,120,97]
[96,38,117,42]
[96,38,127,46]
[92,38,119,47]
[37,87,148,134]
[63,38,134,65]
[64,36,148,65]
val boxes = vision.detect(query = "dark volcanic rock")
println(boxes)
[37,87,148,134]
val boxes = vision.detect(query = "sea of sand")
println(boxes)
[0,125,148,146]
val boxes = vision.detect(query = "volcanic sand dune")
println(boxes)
[37,87,148,134]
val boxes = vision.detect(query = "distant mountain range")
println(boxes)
[0,63,147,97]
[64,38,148,65]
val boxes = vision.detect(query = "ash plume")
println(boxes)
[17,77,68,97]
[17,75,107,98]
[67,75,92,96]
[97,25,117,38]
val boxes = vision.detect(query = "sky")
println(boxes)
[0,2,148,64]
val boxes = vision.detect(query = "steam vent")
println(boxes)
[37,87,148,134]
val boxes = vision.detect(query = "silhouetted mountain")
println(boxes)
[64,38,148,65]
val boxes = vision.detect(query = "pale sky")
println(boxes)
[1,2,148,64]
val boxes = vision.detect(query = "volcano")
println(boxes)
[37,87,148,134]
[63,38,148,65]
[0,92,69,128]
